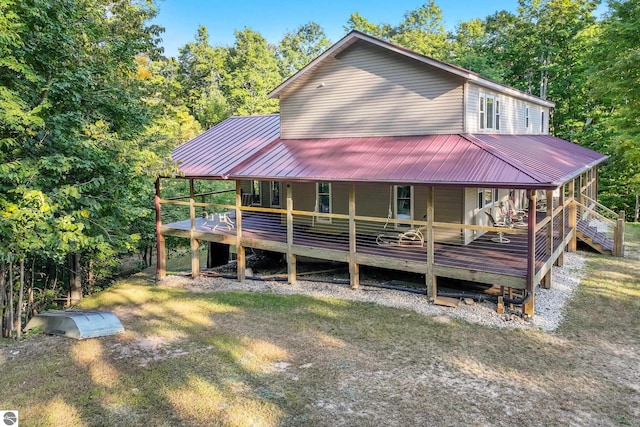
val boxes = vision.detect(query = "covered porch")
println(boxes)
[154,178,614,317]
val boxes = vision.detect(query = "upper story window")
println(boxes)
[525,106,530,129]
[479,94,500,130]
[541,111,545,133]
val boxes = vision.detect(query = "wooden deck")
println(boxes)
[160,212,568,289]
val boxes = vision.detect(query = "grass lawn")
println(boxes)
[1,224,638,426]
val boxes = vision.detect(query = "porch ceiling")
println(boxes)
[171,115,607,189]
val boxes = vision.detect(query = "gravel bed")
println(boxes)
[161,252,586,332]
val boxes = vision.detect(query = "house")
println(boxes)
[156,31,624,317]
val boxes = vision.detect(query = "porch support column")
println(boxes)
[155,177,166,280]
[236,181,245,281]
[189,179,199,278]
[286,184,296,283]
[614,211,625,257]
[542,188,554,289]
[555,185,565,267]
[348,184,359,289]
[568,179,577,252]
[425,186,436,300]
[524,189,537,317]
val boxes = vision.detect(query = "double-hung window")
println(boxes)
[479,94,500,130]
[316,182,331,222]
[270,181,280,207]
[478,188,498,209]
[394,185,413,228]
[251,180,261,205]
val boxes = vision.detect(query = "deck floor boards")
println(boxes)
[161,213,564,280]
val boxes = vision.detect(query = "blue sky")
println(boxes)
[152,0,524,58]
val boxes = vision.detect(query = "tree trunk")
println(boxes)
[8,261,14,338]
[0,262,6,338]
[68,252,82,305]
[15,259,24,339]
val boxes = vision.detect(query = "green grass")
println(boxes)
[1,225,638,426]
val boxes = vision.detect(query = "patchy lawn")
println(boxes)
[1,224,638,426]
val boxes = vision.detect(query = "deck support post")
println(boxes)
[236,181,245,281]
[155,177,166,280]
[425,186,436,300]
[286,184,296,283]
[542,189,554,289]
[555,186,565,267]
[189,179,199,278]
[568,179,577,252]
[524,189,537,317]
[614,210,625,257]
[348,184,359,289]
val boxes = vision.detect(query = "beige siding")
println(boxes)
[280,43,464,138]
[466,83,550,135]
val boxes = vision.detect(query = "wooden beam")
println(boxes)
[426,186,436,300]
[568,179,577,252]
[155,178,166,280]
[348,184,359,288]
[614,211,625,257]
[189,179,199,278]
[286,184,297,283]
[524,189,536,317]
[236,181,245,281]
[543,188,554,289]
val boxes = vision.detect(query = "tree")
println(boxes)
[586,0,640,218]
[223,28,280,115]
[0,0,164,336]
[277,22,332,78]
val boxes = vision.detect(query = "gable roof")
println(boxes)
[269,30,555,109]
[172,115,606,189]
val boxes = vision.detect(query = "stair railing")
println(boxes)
[574,197,625,257]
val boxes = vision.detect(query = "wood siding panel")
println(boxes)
[280,43,464,138]
[465,83,550,135]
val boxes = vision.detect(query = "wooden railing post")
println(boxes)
[189,179,199,278]
[155,177,166,280]
[555,185,565,267]
[524,189,537,317]
[542,189,554,289]
[286,184,296,283]
[568,179,577,252]
[614,210,625,257]
[348,184,359,289]
[425,187,436,300]
[236,181,245,281]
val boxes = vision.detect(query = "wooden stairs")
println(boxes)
[576,218,614,255]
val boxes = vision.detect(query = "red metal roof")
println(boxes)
[171,115,607,189]
[171,114,280,178]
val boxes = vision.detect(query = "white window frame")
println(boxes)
[316,182,332,223]
[478,188,498,209]
[270,181,281,207]
[394,185,414,229]
[479,94,500,131]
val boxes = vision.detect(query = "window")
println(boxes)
[541,111,545,133]
[478,188,498,209]
[479,94,500,130]
[394,185,413,228]
[270,181,280,207]
[316,182,331,222]
[251,180,261,205]
[525,106,530,129]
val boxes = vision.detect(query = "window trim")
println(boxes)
[479,94,500,131]
[316,182,332,223]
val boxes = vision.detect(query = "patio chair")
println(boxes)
[485,211,510,243]
[376,227,425,247]
[203,211,235,231]
[505,200,527,226]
